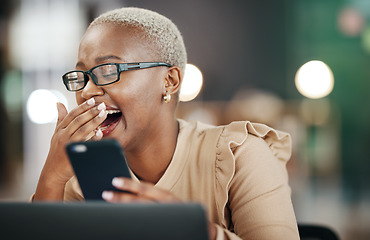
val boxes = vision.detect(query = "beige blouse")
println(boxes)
[64,119,300,240]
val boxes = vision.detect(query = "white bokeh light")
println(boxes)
[295,60,334,99]
[27,89,68,124]
[180,64,203,102]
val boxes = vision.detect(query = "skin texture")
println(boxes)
[33,23,217,239]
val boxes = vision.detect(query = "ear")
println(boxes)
[163,66,182,95]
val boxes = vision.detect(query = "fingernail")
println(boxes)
[98,110,106,118]
[95,129,103,137]
[102,191,113,200]
[112,177,124,187]
[97,102,106,111]
[87,98,95,106]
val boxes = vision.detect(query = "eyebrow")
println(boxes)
[96,55,123,63]
[75,55,124,68]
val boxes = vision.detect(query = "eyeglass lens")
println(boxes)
[92,64,118,85]
[65,72,85,91]
[64,64,119,91]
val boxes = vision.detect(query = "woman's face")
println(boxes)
[75,23,170,151]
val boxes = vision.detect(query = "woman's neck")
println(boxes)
[124,118,179,184]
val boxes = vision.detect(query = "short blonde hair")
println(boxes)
[89,7,187,72]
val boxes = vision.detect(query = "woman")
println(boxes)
[33,7,300,240]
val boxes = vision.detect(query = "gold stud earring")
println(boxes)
[163,91,171,103]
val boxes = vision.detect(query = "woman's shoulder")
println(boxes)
[178,119,291,164]
[219,121,292,164]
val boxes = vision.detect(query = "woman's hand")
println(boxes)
[34,98,107,200]
[101,177,180,203]
[45,99,107,181]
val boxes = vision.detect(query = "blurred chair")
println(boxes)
[298,224,340,240]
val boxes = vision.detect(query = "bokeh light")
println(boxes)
[179,64,203,102]
[1,71,23,121]
[338,7,365,37]
[295,60,334,99]
[361,26,370,54]
[27,89,68,124]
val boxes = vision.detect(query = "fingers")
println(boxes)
[84,131,96,141]
[56,98,108,142]
[102,191,152,203]
[56,102,68,125]
[102,177,180,203]
[88,129,103,141]
[69,105,107,142]
[57,98,97,130]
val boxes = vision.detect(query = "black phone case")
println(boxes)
[66,139,131,200]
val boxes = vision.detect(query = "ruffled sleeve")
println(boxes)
[214,121,299,239]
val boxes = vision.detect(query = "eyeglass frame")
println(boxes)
[62,62,172,92]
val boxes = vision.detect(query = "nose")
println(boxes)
[80,76,104,99]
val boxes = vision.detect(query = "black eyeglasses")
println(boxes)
[62,62,172,91]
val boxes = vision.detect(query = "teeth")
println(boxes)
[96,109,121,132]
[97,125,108,131]
[106,110,121,114]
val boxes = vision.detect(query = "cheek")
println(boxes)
[115,76,163,104]
[109,86,153,108]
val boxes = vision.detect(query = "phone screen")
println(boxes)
[66,139,131,200]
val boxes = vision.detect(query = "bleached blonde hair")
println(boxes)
[89,7,187,72]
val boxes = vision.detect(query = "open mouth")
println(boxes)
[97,109,122,136]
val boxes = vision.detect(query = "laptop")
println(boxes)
[0,202,209,240]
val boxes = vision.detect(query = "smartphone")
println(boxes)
[66,139,131,200]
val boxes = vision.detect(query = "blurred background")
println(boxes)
[0,0,369,239]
